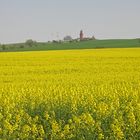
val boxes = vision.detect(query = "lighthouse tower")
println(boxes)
[80,30,84,40]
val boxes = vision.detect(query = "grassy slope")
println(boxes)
[2,39,140,52]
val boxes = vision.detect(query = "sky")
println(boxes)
[0,0,140,43]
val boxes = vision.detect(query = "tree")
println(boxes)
[1,45,6,50]
[25,39,36,47]
[91,35,96,40]
[63,36,72,42]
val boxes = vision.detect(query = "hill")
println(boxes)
[0,39,140,52]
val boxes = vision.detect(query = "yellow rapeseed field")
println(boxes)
[0,48,140,139]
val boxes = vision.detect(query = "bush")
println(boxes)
[19,45,25,48]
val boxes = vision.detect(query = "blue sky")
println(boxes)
[0,0,140,43]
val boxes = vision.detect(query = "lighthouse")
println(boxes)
[80,30,84,40]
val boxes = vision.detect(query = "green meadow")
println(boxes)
[1,39,140,52]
